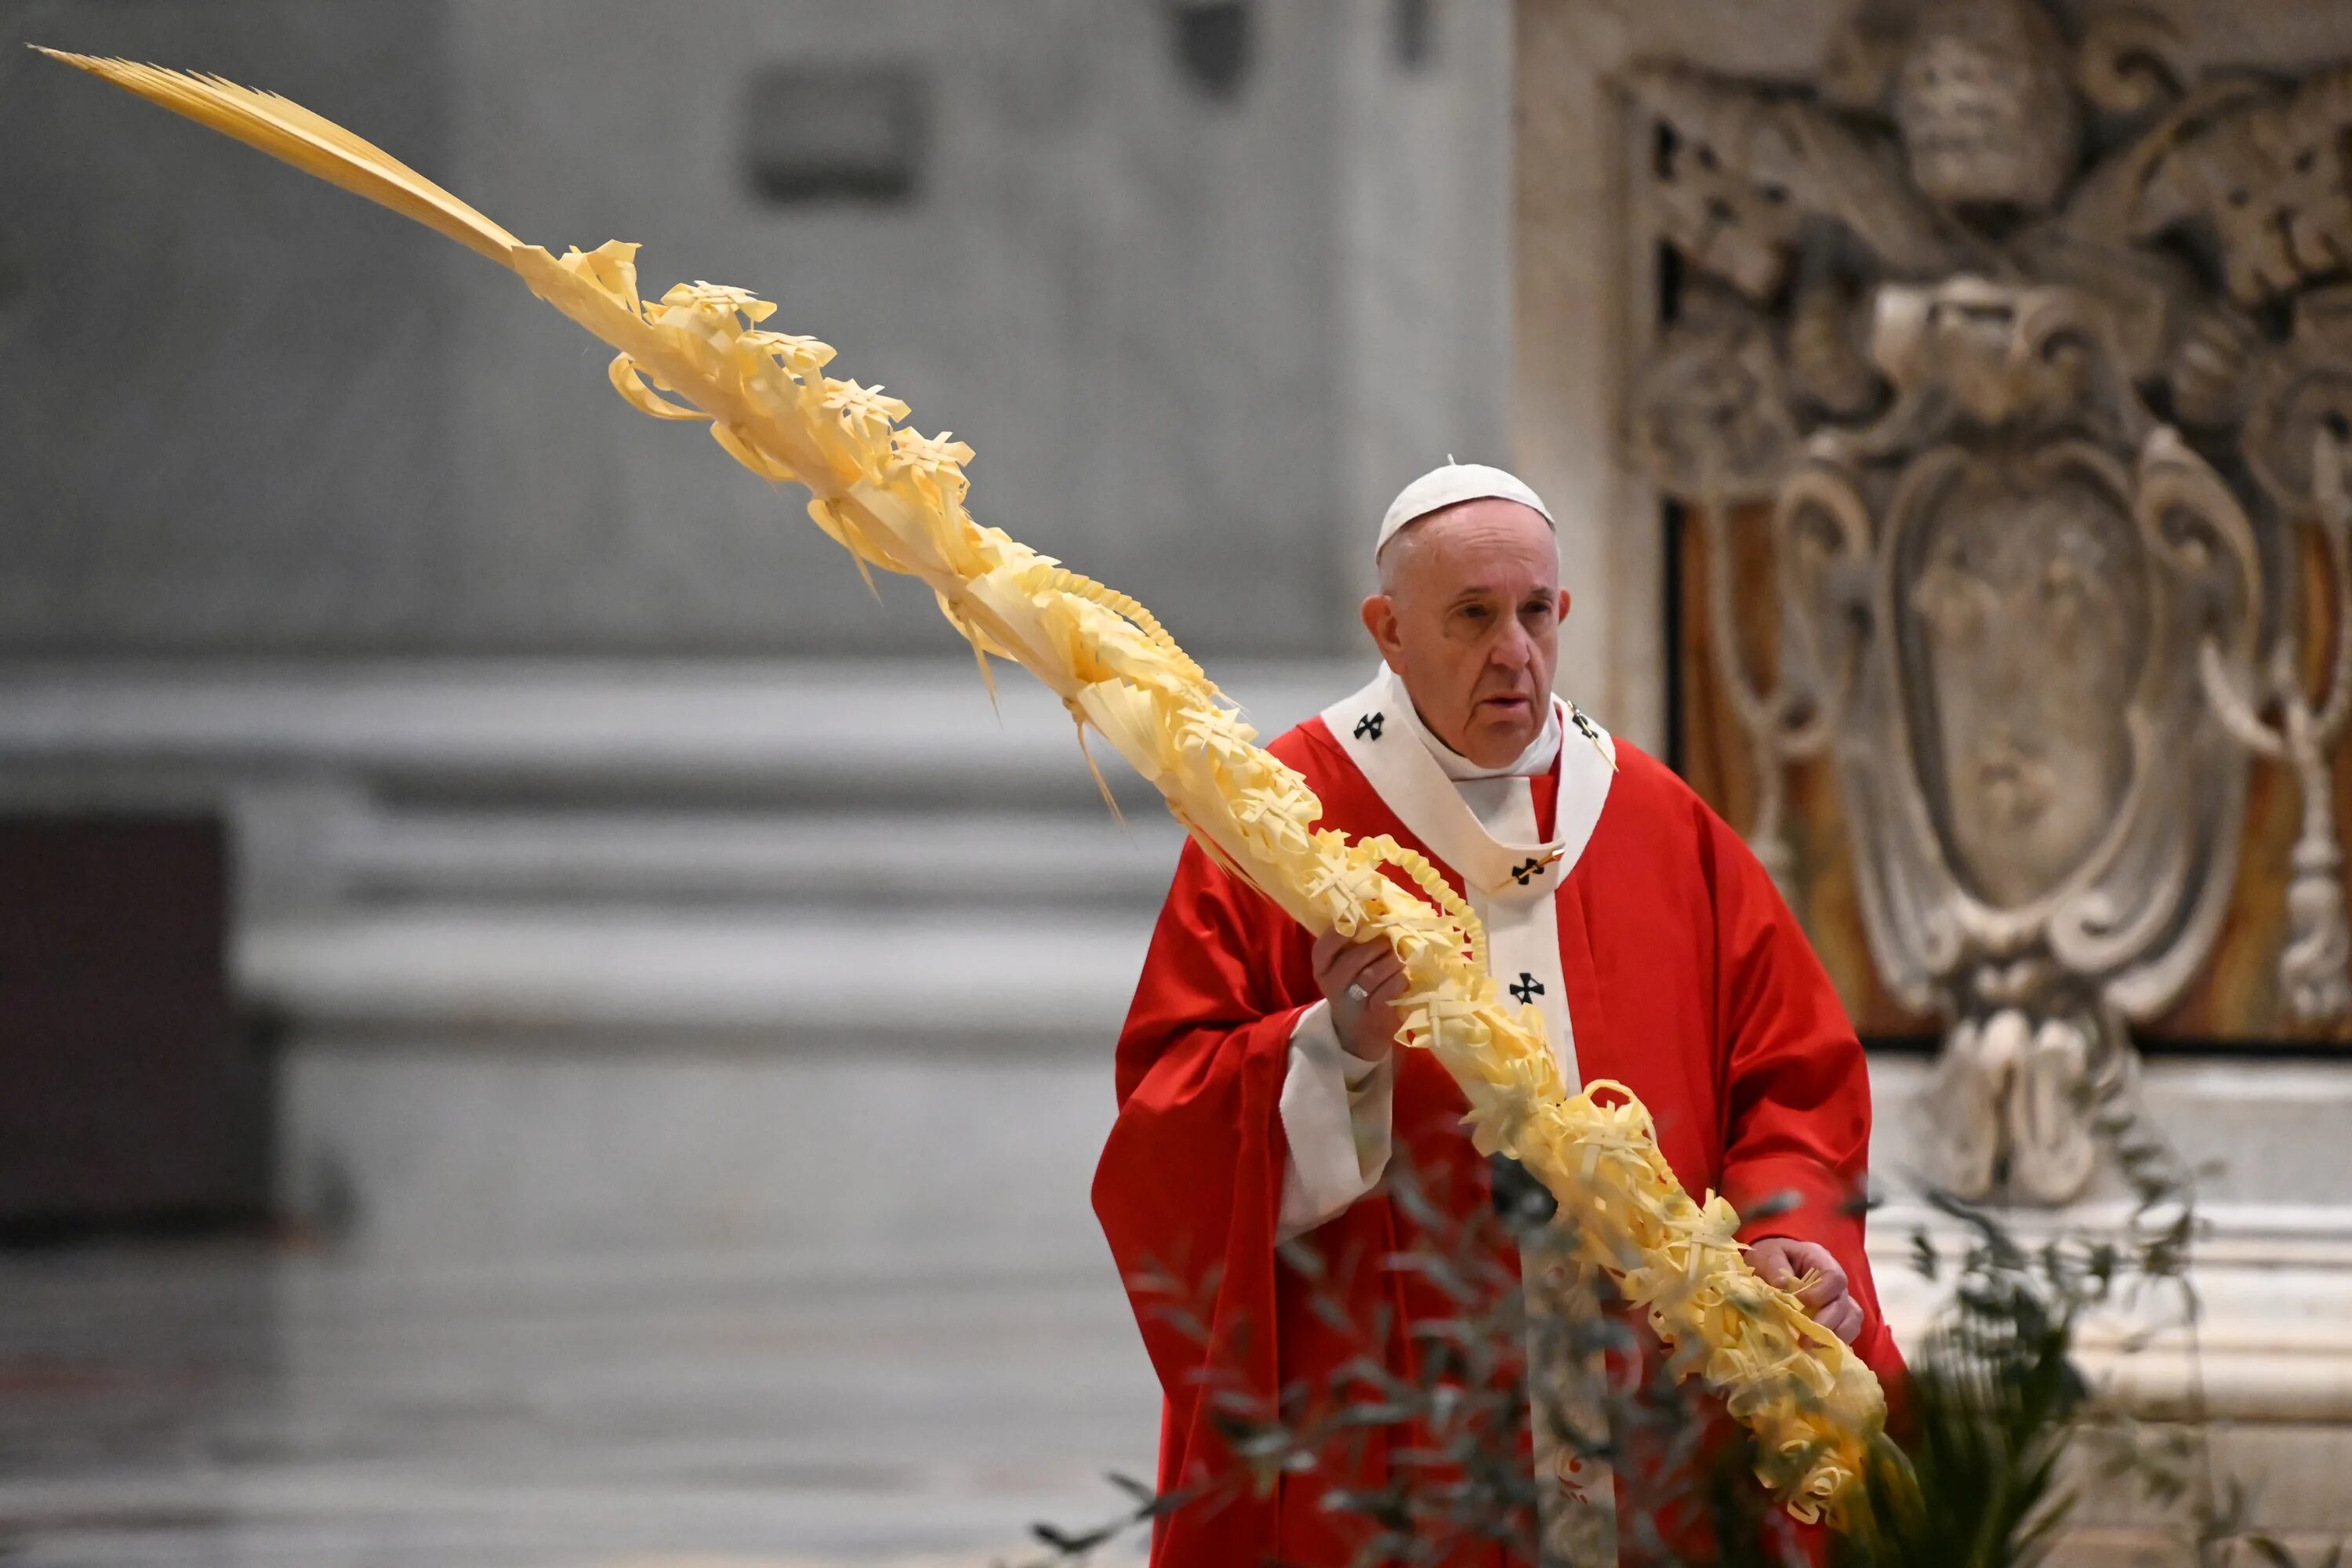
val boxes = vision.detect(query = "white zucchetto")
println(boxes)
[1376,461,1555,560]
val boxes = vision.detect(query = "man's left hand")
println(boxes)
[1747,1237,1863,1345]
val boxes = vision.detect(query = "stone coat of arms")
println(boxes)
[1626,0,2352,1200]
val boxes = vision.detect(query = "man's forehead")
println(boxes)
[1383,499,1560,580]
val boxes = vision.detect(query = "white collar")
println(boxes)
[1380,665,1564,782]
[1319,665,1617,901]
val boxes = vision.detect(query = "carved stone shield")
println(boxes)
[1773,285,2261,1197]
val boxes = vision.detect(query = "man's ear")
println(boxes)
[1361,594,1402,660]
[1558,587,1572,621]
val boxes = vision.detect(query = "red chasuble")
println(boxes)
[1093,688,1904,1568]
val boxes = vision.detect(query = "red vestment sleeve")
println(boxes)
[1093,837,1316,1553]
[1700,808,1906,1384]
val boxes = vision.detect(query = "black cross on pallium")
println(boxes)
[1570,706,1602,744]
[1510,971,1544,1004]
[1510,857,1548,886]
[1354,712,1384,740]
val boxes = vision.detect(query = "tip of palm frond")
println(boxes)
[33,45,522,268]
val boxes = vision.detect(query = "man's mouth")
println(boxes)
[1477,695,1533,713]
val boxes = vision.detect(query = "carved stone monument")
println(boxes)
[1623,0,2352,1200]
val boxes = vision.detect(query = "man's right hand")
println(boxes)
[1312,929,1411,1065]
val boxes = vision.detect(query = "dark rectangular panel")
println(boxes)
[742,64,929,205]
[0,817,267,1225]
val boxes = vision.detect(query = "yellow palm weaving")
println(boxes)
[38,46,1893,1526]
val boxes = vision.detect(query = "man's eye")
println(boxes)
[1458,605,1490,622]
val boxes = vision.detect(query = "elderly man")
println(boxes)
[1093,463,1902,1567]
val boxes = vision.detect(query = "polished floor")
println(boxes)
[0,1236,1159,1567]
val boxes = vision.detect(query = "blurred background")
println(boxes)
[0,2,1505,1563]
[12,0,2352,1563]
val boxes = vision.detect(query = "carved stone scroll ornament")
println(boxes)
[1622,0,2352,1202]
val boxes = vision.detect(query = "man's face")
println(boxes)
[1360,499,1569,768]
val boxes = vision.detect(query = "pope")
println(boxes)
[1092,463,1905,1566]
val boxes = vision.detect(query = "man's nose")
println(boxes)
[1490,619,1536,672]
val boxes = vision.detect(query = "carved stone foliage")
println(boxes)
[1624,0,2352,1202]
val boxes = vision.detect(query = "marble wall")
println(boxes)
[0,2,463,655]
[3,0,1510,659]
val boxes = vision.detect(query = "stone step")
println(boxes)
[0,658,1359,808]
[325,808,1186,908]
[238,906,1156,1046]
